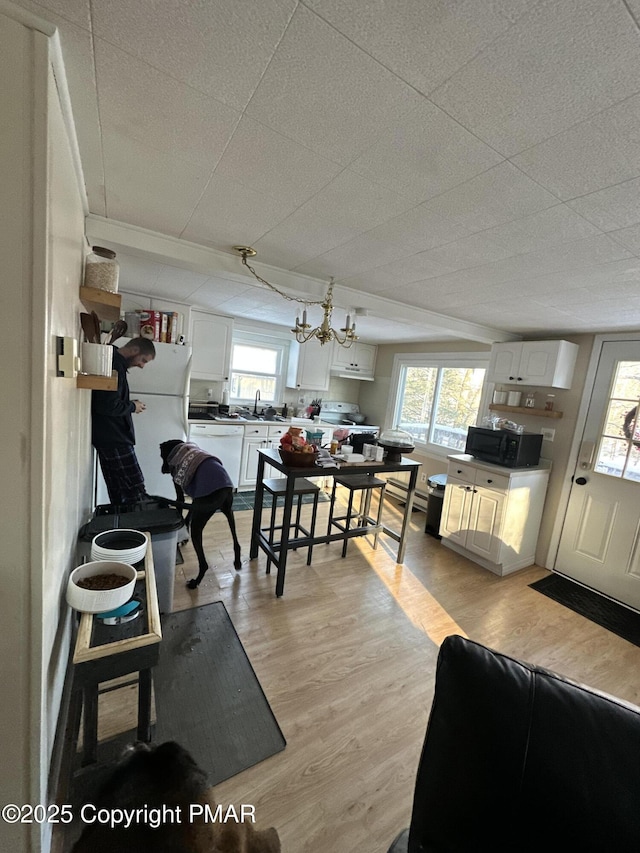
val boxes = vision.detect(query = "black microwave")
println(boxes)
[465,426,543,468]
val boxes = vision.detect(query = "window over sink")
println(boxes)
[230,331,287,406]
[388,352,490,456]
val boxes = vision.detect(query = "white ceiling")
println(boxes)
[14,0,640,343]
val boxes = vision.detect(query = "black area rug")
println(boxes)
[530,574,640,647]
[154,601,286,785]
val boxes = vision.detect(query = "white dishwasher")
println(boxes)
[188,423,244,488]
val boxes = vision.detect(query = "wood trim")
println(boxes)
[76,371,117,390]
[79,285,121,320]
[72,535,161,665]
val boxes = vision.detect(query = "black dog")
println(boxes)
[160,439,242,588]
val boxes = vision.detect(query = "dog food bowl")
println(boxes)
[91,529,147,564]
[66,560,137,613]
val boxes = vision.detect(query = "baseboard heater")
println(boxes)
[385,475,429,512]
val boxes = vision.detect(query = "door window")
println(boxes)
[594,360,640,481]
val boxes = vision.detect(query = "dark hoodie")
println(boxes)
[91,347,136,447]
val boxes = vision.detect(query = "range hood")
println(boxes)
[331,369,375,381]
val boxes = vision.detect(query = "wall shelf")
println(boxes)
[76,371,117,391]
[80,286,121,321]
[489,403,562,419]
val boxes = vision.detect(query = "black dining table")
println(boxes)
[250,448,421,596]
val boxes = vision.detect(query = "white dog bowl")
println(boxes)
[66,561,137,614]
[90,529,147,564]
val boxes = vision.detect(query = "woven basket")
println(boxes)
[278,447,319,468]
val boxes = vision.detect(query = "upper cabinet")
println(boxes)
[331,341,377,381]
[287,339,332,390]
[189,310,233,381]
[487,340,579,389]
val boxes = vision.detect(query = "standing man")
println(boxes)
[92,337,156,505]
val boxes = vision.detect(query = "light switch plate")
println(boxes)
[540,427,555,442]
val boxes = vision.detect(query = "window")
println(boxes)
[594,360,640,482]
[229,332,287,405]
[388,353,489,455]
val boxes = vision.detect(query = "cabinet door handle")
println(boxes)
[457,469,463,474]
[487,478,492,483]
[509,376,515,380]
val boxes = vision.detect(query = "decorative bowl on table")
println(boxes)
[66,560,137,613]
[278,447,319,468]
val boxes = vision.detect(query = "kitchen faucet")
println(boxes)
[253,389,261,417]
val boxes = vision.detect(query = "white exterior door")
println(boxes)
[556,340,640,609]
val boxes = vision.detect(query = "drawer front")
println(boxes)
[267,425,288,440]
[447,460,476,482]
[244,424,269,439]
[474,470,510,492]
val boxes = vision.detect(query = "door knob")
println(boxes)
[575,476,588,485]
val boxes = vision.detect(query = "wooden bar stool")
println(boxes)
[262,477,321,572]
[327,473,387,557]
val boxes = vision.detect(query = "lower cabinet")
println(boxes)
[239,424,289,488]
[440,455,550,576]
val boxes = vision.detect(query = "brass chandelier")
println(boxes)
[233,246,358,348]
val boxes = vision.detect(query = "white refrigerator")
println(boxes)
[95,341,192,505]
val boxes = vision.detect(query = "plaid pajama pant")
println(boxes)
[97,445,147,505]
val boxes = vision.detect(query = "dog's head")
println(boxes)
[72,741,209,852]
[160,439,184,473]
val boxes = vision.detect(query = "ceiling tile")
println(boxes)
[512,95,640,199]
[304,0,529,95]
[102,133,210,235]
[181,171,299,251]
[91,0,297,110]
[430,0,640,156]
[251,170,414,269]
[245,5,423,166]
[94,39,240,169]
[31,0,90,28]
[118,254,163,293]
[568,177,640,231]
[296,205,473,279]
[609,224,640,255]
[348,98,504,203]
[481,204,600,254]
[422,161,558,232]
[214,117,342,208]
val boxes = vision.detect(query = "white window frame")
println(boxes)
[386,351,492,459]
[229,330,289,406]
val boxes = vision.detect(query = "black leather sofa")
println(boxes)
[389,635,640,852]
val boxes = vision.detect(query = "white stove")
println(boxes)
[320,401,379,434]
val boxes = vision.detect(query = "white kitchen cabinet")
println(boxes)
[440,454,550,576]
[487,340,578,389]
[239,424,290,488]
[189,310,233,381]
[331,341,377,380]
[287,339,332,390]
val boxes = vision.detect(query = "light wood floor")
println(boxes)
[98,491,640,853]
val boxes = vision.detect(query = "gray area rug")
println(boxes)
[154,601,286,785]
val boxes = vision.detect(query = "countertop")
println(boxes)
[188,417,337,428]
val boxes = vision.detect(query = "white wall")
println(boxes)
[0,10,90,851]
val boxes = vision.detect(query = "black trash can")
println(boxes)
[79,499,185,613]
[424,474,447,539]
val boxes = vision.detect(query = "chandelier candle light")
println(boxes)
[233,246,358,348]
